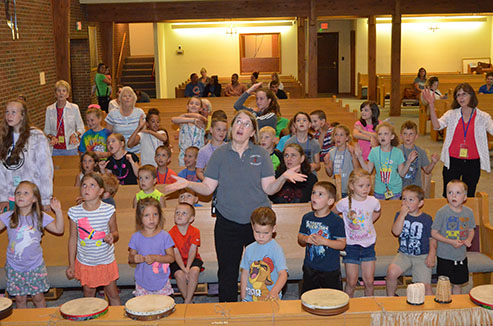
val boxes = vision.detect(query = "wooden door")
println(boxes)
[317,32,338,94]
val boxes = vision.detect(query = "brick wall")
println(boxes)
[0,0,57,128]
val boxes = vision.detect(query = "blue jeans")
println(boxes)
[343,244,376,265]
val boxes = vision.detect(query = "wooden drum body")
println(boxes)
[125,295,175,321]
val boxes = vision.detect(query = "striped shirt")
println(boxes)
[105,108,146,153]
[68,202,116,266]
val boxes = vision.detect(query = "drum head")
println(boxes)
[60,297,108,319]
[301,289,350,310]
[125,295,175,316]
[469,285,493,309]
[0,297,13,320]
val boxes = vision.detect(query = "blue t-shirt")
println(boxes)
[368,146,405,195]
[240,239,287,302]
[185,83,204,97]
[299,211,345,272]
[128,230,175,291]
[478,84,493,94]
[394,212,433,256]
[178,168,200,182]
[78,128,112,153]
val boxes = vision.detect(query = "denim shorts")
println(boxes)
[374,192,401,200]
[343,244,376,265]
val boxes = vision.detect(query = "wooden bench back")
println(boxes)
[0,195,486,268]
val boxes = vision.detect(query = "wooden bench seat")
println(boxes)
[1,194,491,289]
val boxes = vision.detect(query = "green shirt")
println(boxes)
[135,189,164,202]
[95,73,109,96]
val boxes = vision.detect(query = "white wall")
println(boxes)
[156,21,298,98]
[129,23,154,56]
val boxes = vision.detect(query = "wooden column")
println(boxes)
[307,0,317,98]
[297,17,306,97]
[51,0,70,82]
[390,1,402,116]
[100,22,115,91]
[367,16,377,101]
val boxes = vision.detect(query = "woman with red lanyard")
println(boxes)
[423,83,493,197]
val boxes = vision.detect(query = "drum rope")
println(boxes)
[269,298,280,324]
[212,303,230,324]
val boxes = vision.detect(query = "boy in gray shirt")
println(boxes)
[431,180,475,294]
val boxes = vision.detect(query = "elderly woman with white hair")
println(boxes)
[105,86,145,153]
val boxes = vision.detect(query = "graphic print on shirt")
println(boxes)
[400,220,424,255]
[304,220,331,261]
[445,216,470,240]
[346,208,373,241]
[84,134,107,152]
[3,146,26,170]
[77,217,106,247]
[379,156,393,184]
[152,262,170,275]
[11,225,36,260]
[247,256,274,301]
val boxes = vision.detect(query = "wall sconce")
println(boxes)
[428,24,440,32]
[226,23,237,35]
[176,45,184,55]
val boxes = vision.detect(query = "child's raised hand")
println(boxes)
[431,153,440,163]
[104,233,114,244]
[407,150,418,163]
[99,160,109,171]
[347,144,355,154]
[248,82,263,93]
[66,266,75,280]
[353,143,362,158]
[138,114,146,130]
[50,197,62,214]
[126,154,135,164]
[75,196,83,205]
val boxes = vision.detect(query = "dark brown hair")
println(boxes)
[403,185,425,201]
[250,206,276,227]
[451,83,478,109]
[135,197,164,231]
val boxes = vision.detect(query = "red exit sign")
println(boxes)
[320,22,329,30]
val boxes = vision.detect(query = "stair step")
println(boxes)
[126,82,156,89]
[121,75,154,83]
[122,69,153,76]
[124,63,153,70]
[125,56,154,64]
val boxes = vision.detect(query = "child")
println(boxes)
[276,117,296,152]
[285,112,321,172]
[66,172,120,305]
[196,117,227,181]
[353,101,380,161]
[168,203,204,303]
[298,181,345,294]
[240,207,288,302]
[270,143,318,204]
[310,110,334,161]
[101,173,119,207]
[155,145,177,184]
[75,151,100,187]
[171,97,206,166]
[0,181,63,308]
[134,165,166,208]
[78,105,112,159]
[129,198,175,296]
[325,124,359,198]
[128,108,169,167]
[399,121,439,188]
[356,122,414,200]
[334,169,381,297]
[178,146,200,182]
[179,189,202,207]
[101,133,140,185]
[259,126,283,171]
[386,185,436,296]
[431,180,475,294]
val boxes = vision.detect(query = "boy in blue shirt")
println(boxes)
[298,181,346,294]
[240,207,288,302]
[386,185,436,296]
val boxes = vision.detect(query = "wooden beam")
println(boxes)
[390,1,402,116]
[297,17,306,97]
[350,30,356,96]
[52,0,70,82]
[307,0,317,98]
[367,16,377,101]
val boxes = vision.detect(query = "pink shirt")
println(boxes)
[354,120,377,161]
[449,110,479,160]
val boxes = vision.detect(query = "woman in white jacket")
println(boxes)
[44,80,85,156]
[0,99,53,212]
[423,83,493,197]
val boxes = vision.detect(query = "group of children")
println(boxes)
[0,94,477,307]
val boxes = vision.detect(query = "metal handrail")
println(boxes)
[116,32,127,84]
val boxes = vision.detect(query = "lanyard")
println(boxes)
[335,147,347,175]
[379,147,393,186]
[460,108,475,141]
[402,145,417,182]
[157,168,169,184]
[56,107,65,135]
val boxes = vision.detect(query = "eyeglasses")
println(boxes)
[234,119,252,128]
[456,92,470,98]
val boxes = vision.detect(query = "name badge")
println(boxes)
[58,136,65,144]
[459,142,468,158]
[13,175,21,187]
[384,188,394,200]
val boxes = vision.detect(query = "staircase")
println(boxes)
[120,56,156,98]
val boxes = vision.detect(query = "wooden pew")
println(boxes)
[1,194,491,289]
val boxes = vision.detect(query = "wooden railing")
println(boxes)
[116,32,127,85]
